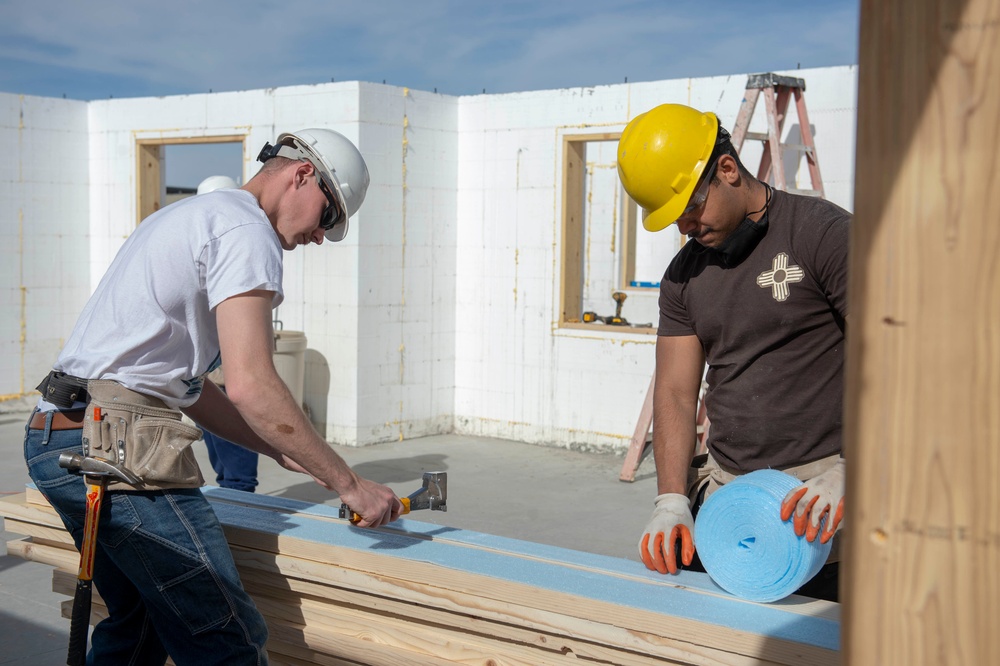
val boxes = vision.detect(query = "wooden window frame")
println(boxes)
[558,132,655,332]
[136,135,245,226]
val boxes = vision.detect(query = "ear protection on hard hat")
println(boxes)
[617,104,720,232]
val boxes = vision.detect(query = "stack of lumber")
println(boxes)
[1,486,839,665]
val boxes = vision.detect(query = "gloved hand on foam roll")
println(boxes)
[780,457,845,544]
[638,493,695,574]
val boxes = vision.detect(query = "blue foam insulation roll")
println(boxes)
[694,468,832,603]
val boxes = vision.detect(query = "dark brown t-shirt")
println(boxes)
[658,189,850,472]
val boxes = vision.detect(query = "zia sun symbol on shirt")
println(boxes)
[756,252,804,302]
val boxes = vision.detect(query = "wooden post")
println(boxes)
[844,0,1000,663]
[136,142,162,225]
[560,137,586,323]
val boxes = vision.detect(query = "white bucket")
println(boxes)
[273,330,307,408]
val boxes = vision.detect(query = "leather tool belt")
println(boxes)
[82,380,205,490]
[28,410,85,431]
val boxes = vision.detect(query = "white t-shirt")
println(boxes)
[53,189,284,409]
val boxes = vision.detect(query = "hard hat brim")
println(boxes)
[641,195,685,232]
[325,217,349,242]
[640,157,709,232]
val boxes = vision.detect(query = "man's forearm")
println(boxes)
[211,291,364,497]
[652,393,699,495]
[225,370,360,495]
[650,335,705,497]
[182,381,284,459]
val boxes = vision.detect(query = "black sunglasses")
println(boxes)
[316,176,340,231]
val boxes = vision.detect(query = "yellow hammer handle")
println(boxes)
[349,496,410,524]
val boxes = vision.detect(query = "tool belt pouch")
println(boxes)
[82,380,205,490]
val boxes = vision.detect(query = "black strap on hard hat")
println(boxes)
[257,142,282,164]
[258,137,309,165]
[708,126,736,164]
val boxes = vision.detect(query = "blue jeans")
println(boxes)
[204,430,259,493]
[24,410,269,665]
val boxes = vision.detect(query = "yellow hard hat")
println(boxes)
[617,104,719,232]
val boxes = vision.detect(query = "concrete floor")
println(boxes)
[0,406,659,665]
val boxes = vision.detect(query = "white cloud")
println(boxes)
[0,0,859,99]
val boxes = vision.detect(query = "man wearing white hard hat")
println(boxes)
[25,129,397,664]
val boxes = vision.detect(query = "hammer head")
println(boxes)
[406,471,447,512]
[59,452,142,487]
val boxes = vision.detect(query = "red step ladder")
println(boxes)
[731,72,825,197]
[618,376,709,483]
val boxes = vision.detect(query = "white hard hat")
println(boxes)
[256,128,370,242]
[197,175,239,194]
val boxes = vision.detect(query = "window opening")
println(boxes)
[136,136,244,225]
[559,133,683,330]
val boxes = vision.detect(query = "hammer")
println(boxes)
[58,453,141,666]
[340,471,447,524]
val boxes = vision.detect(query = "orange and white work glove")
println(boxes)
[638,493,695,575]
[780,458,845,544]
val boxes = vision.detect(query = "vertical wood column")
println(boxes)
[560,138,586,323]
[136,142,162,225]
[844,0,1000,663]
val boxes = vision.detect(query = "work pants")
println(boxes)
[24,409,269,665]
[204,430,259,493]
[202,385,259,493]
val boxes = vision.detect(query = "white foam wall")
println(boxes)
[454,66,857,452]
[2,65,857,452]
[37,81,457,446]
[353,85,459,444]
[0,94,89,399]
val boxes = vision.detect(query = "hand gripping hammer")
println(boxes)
[340,471,447,524]
[58,452,141,666]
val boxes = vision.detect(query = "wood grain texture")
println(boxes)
[845,0,1000,664]
[7,537,77,571]
[560,136,586,322]
[4,488,839,665]
[238,566,720,666]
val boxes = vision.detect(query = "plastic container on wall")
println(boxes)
[273,330,307,409]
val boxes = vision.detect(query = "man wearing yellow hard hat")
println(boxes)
[618,104,850,601]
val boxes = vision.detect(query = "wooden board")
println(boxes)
[845,0,1000,663]
[3,488,839,665]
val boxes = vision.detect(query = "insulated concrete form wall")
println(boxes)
[354,85,459,444]
[0,83,458,444]
[86,84,367,441]
[454,65,857,452]
[61,82,458,446]
[1,65,855,453]
[0,94,89,400]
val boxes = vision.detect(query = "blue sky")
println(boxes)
[1,1,860,187]
[0,1,860,101]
